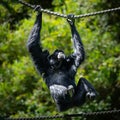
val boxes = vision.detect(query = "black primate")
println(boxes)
[27,11,97,111]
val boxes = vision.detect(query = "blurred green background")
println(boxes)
[0,0,120,119]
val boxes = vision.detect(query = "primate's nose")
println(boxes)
[50,59,55,65]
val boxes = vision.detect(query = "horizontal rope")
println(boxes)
[4,109,120,120]
[18,0,120,19]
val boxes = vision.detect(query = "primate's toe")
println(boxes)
[86,91,96,100]
[67,85,74,97]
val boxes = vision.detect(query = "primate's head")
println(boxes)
[48,50,65,69]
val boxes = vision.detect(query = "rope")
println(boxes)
[18,0,120,19]
[18,0,67,18]
[4,109,120,120]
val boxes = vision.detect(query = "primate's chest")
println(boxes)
[46,69,70,86]
[50,70,68,81]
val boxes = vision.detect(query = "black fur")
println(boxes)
[27,12,97,111]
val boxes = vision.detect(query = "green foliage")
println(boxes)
[0,0,120,119]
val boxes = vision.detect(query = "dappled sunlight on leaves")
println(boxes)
[0,0,120,118]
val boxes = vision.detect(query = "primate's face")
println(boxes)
[48,50,65,69]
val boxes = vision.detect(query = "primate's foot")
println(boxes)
[86,89,96,100]
[67,85,75,97]
[80,77,97,100]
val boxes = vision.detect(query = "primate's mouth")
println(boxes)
[50,61,62,70]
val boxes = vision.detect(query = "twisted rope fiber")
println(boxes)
[18,0,120,18]
[18,0,67,18]
[5,109,120,120]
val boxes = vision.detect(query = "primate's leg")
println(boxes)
[73,78,97,106]
[80,77,97,100]
[73,78,86,106]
